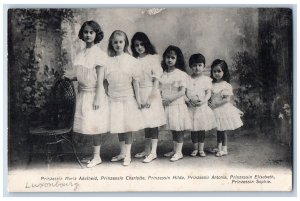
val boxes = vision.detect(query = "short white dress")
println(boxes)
[187,75,216,131]
[137,54,166,128]
[73,45,109,135]
[160,68,192,131]
[105,53,145,133]
[211,81,243,131]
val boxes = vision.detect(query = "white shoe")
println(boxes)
[81,157,92,163]
[123,156,131,166]
[216,151,228,157]
[134,151,148,158]
[190,150,198,157]
[170,153,183,162]
[208,147,219,153]
[143,153,157,163]
[86,158,102,168]
[111,154,125,162]
[199,151,206,157]
[164,151,175,157]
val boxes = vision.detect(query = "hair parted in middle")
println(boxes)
[130,32,157,58]
[210,59,231,83]
[78,20,104,44]
[161,45,186,72]
[189,53,206,67]
[107,30,130,57]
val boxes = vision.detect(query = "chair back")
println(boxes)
[48,78,76,129]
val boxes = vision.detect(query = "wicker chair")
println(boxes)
[28,78,83,168]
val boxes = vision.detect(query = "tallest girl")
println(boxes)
[64,20,109,168]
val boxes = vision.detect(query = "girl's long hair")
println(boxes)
[107,30,130,57]
[78,20,104,44]
[161,45,186,72]
[130,32,157,58]
[210,59,230,83]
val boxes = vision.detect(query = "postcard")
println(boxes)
[7,7,293,192]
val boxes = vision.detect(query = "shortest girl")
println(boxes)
[210,59,243,157]
[186,53,216,157]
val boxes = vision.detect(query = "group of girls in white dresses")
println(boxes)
[64,20,243,167]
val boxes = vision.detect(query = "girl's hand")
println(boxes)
[163,99,171,106]
[144,95,154,109]
[136,99,143,109]
[194,99,205,107]
[143,102,151,109]
[193,101,202,107]
[137,102,143,109]
[62,68,76,81]
[208,100,215,109]
[186,100,193,107]
[93,96,101,110]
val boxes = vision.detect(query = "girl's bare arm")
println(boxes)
[133,79,142,109]
[93,65,105,110]
[166,86,186,102]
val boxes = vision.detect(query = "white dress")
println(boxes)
[160,69,192,131]
[211,81,243,131]
[105,53,145,133]
[73,45,109,135]
[187,75,216,131]
[137,54,166,128]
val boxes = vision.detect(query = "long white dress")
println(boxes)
[73,45,109,135]
[137,54,166,128]
[187,75,216,131]
[160,68,192,131]
[105,53,145,133]
[211,81,243,131]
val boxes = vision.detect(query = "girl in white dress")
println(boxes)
[210,59,243,157]
[130,32,166,163]
[106,30,145,166]
[64,20,109,168]
[160,45,192,162]
[186,54,216,157]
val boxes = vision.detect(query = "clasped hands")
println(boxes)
[188,98,205,107]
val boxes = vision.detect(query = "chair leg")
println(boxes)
[62,134,84,168]
[27,135,33,166]
[45,144,52,166]
[57,143,64,162]
[71,142,84,168]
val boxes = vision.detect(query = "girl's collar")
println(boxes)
[191,73,203,79]
[85,41,95,49]
[138,54,149,59]
[114,52,125,57]
[165,67,177,74]
[215,80,225,84]
[84,44,97,51]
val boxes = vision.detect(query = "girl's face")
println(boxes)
[191,62,205,75]
[165,50,177,68]
[83,25,96,44]
[212,65,224,81]
[134,40,146,56]
[112,34,126,55]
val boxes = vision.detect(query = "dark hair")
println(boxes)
[210,59,230,83]
[130,32,157,58]
[189,53,206,67]
[161,45,185,72]
[107,30,130,57]
[78,20,104,44]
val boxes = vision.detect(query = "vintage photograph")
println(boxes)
[7,7,293,192]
